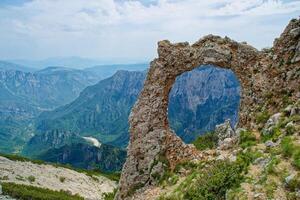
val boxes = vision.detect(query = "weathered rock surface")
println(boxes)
[0,156,116,200]
[116,18,300,199]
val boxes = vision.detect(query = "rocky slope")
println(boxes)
[116,18,300,199]
[0,155,116,200]
[133,101,300,200]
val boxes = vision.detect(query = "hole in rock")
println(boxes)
[168,65,241,143]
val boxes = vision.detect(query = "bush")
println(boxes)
[59,176,66,183]
[27,175,35,183]
[2,182,84,200]
[178,160,244,200]
[192,132,218,150]
[239,130,257,149]
[292,148,300,170]
[263,126,282,142]
[102,189,117,200]
[256,111,270,124]
[281,137,294,158]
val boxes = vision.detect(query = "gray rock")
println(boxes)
[215,120,235,141]
[215,120,238,150]
[265,140,276,148]
[285,174,296,185]
[254,157,270,167]
[263,113,282,136]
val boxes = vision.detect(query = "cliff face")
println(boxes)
[116,18,300,199]
[36,143,127,172]
[169,65,240,142]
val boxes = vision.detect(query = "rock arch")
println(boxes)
[116,18,300,199]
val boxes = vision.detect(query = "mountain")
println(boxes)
[84,63,148,80]
[11,57,149,70]
[0,60,36,72]
[0,67,101,153]
[10,57,104,70]
[168,66,240,142]
[25,65,240,157]
[36,142,126,172]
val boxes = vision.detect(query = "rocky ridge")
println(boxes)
[116,18,300,199]
[0,156,116,200]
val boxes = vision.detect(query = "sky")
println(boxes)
[0,0,299,63]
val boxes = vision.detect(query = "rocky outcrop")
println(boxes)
[215,120,238,150]
[116,18,300,199]
[0,156,116,200]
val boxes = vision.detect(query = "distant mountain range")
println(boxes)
[9,57,149,70]
[0,66,101,153]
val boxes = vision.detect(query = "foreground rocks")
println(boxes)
[116,18,300,199]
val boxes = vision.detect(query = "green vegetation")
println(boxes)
[59,176,66,183]
[239,130,256,149]
[27,175,36,183]
[281,137,294,158]
[256,111,270,124]
[192,132,218,150]
[2,182,84,200]
[102,189,117,200]
[160,160,244,200]
[0,153,121,181]
[285,174,300,192]
[262,126,282,142]
[293,150,300,170]
[0,153,45,165]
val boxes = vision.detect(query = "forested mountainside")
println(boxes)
[0,66,101,153]
[26,66,240,157]
[36,143,126,172]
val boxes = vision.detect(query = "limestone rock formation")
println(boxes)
[215,120,237,150]
[116,18,300,199]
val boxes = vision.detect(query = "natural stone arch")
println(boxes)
[116,35,259,199]
[116,18,300,200]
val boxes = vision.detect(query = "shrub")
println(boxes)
[281,137,294,158]
[256,111,270,124]
[59,176,66,183]
[178,160,244,200]
[192,132,218,150]
[2,182,84,200]
[265,157,280,175]
[292,148,300,170]
[102,189,117,200]
[286,124,296,135]
[28,175,36,183]
[239,130,257,149]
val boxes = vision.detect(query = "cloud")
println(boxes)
[0,0,299,61]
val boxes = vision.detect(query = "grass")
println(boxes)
[292,147,300,170]
[281,137,294,158]
[239,130,257,149]
[192,132,218,151]
[102,189,117,200]
[160,160,244,200]
[2,182,84,200]
[256,111,270,125]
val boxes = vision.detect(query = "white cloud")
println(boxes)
[0,0,299,61]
